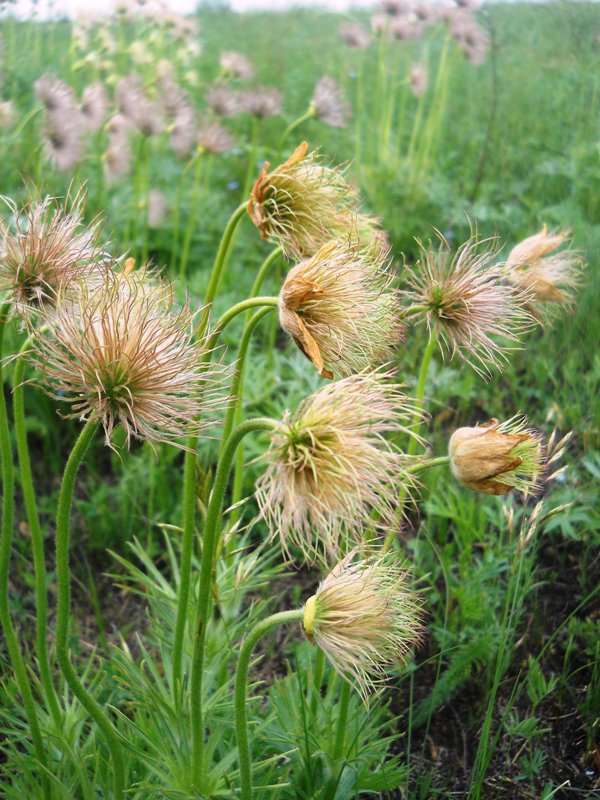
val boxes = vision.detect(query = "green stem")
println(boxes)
[405,455,450,475]
[197,202,247,335]
[277,110,313,159]
[55,419,125,800]
[383,329,437,554]
[310,646,325,718]
[206,296,278,348]
[249,247,283,299]
[0,306,51,800]
[333,680,352,760]
[190,417,277,789]
[13,341,62,727]
[242,117,261,200]
[235,609,304,800]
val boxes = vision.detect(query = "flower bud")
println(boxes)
[449,417,542,495]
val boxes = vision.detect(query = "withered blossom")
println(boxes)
[278,239,403,379]
[116,74,164,136]
[247,141,360,259]
[449,416,543,495]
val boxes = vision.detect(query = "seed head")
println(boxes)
[197,119,236,154]
[310,76,351,128]
[303,553,424,699]
[0,100,16,129]
[505,225,583,313]
[247,142,360,259]
[0,191,104,320]
[239,86,282,118]
[80,82,109,132]
[409,64,428,97]
[339,22,371,49]
[34,75,77,116]
[405,233,536,377]
[206,85,240,117]
[116,74,164,136]
[279,239,403,379]
[220,50,254,80]
[255,372,423,562]
[30,270,223,448]
[170,101,197,158]
[41,116,84,173]
[449,416,543,495]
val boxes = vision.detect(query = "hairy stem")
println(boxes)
[235,609,304,800]
[14,341,62,727]
[190,417,277,789]
[0,306,51,800]
[55,419,125,800]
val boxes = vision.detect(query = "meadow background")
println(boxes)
[0,1,599,798]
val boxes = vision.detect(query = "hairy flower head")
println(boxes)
[220,50,254,80]
[240,86,282,118]
[255,372,423,562]
[339,22,371,49]
[309,76,351,128]
[247,142,360,259]
[279,239,403,379]
[449,415,543,495]
[30,270,223,447]
[80,82,109,131]
[405,234,536,377]
[303,553,424,699]
[505,225,583,313]
[0,191,104,320]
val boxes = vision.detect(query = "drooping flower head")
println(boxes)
[247,142,360,259]
[206,85,240,117]
[197,119,236,154]
[339,22,371,49]
[41,116,84,173]
[255,372,423,562]
[80,82,109,131]
[278,239,404,379]
[303,553,424,699]
[170,101,197,158]
[30,270,223,447]
[405,233,536,377]
[219,50,254,80]
[116,74,164,136]
[0,190,104,320]
[309,76,351,128]
[409,64,428,97]
[505,225,583,314]
[239,86,282,119]
[449,415,543,495]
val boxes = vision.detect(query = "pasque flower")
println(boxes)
[405,234,536,377]
[278,239,403,379]
[247,142,360,259]
[449,416,543,495]
[31,270,223,447]
[255,372,422,561]
[303,553,424,699]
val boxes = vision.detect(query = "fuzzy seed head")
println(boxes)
[239,86,282,118]
[506,225,583,313]
[197,119,236,154]
[339,22,371,49]
[255,372,423,562]
[30,270,224,448]
[405,234,537,377]
[247,142,361,259]
[206,85,240,117]
[80,82,109,132]
[449,416,543,495]
[303,553,424,699]
[220,50,254,80]
[409,64,428,97]
[310,76,351,128]
[0,192,104,320]
[279,239,404,379]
